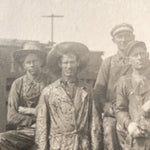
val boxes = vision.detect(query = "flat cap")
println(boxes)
[111,23,134,37]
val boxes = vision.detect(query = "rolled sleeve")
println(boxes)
[35,87,50,150]
[94,57,111,111]
[90,91,103,150]
[7,79,35,128]
[115,77,131,130]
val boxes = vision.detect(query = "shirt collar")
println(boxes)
[116,50,126,59]
[58,78,87,90]
[25,72,42,84]
[60,77,78,86]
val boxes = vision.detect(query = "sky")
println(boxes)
[0,0,150,57]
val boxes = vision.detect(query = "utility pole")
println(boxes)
[42,14,64,46]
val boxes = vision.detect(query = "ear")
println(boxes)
[146,52,149,59]
[131,34,135,41]
[22,62,27,73]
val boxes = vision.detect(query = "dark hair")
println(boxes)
[59,51,80,63]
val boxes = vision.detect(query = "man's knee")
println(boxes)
[104,124,116,136]
[0,132,7,143]
[103,117,117,135]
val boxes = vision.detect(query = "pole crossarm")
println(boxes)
[41,14,64,45]
[42,15,64,18]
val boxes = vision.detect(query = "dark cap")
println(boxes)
[126,41,147,56]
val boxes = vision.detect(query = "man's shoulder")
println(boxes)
[104,54,117,61]
[101,54,116,66]
[103,55,113,62]
[78,80,93,93]
[49,79,61,87]
[12,75,25,85]
[42,79,61,93]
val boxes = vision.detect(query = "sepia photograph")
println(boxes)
[0,0,150,150]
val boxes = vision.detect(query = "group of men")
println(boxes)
[0,23,150,150]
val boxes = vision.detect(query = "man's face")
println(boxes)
[23,53,42,75]
[113,31,134,52]
[129,47,149,70]
[59,54,79,78]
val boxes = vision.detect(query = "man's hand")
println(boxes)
[103,102,114,117]
[142,100,150,113]
[31,123,36,128]
[128,122,144,138]
[18,106,36,115]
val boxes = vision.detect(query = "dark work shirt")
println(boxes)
[94,52,132,110]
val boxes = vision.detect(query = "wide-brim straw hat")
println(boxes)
[47,41,90,76]
[13,41,46,65]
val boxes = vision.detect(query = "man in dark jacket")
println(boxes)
[94,23,135,150]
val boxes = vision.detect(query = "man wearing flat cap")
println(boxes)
[116,41,150,150]
[35,42,103,150]
[0,42,49,150]
[94,23,135,150]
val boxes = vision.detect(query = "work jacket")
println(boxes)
[36,79,102,150]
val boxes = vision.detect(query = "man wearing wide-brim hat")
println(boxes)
[14,41,46,67]
[116,41,150,150]
[94,23,135,150]
[35,42,103,150]
[0,42,49,150]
